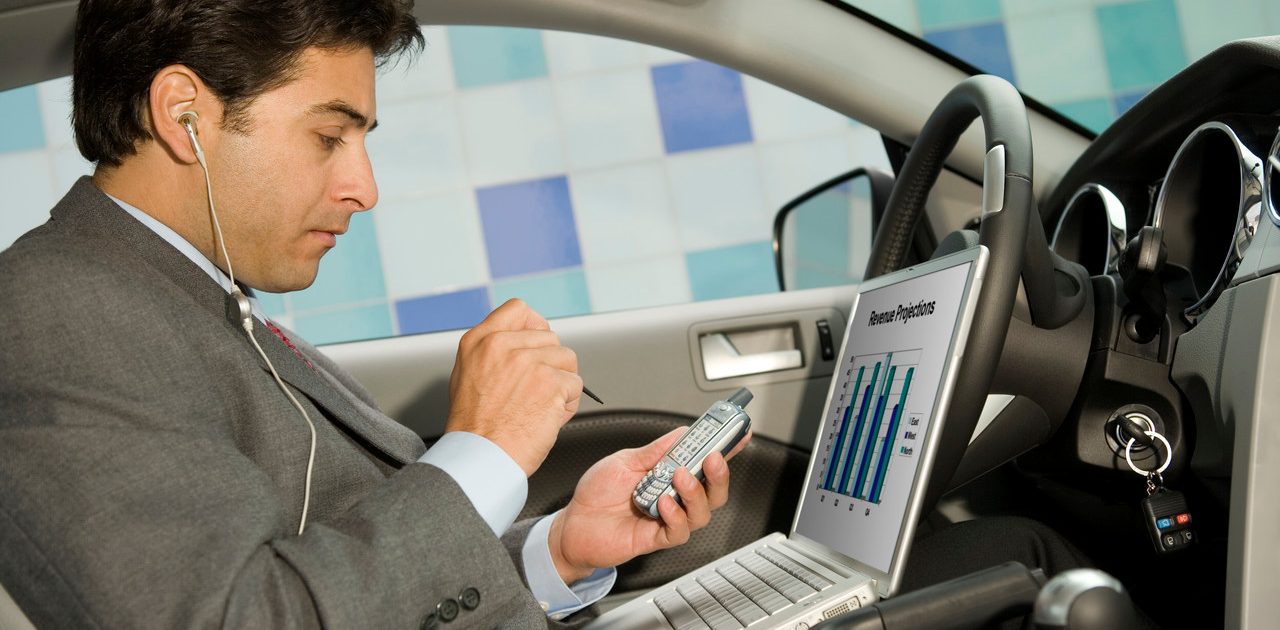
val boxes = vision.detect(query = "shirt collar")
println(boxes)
[106,193,267,322]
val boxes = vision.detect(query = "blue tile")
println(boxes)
[1113,88,1151,117]
[686,241,778,301]
[924,22,1017,85]
[294,303,394,345]
[395,287,493,334]
[1052,98,1116,134]
[492,269,591,319]
[290,212,387,311]
[651,61,754,153]
[476,176,583,279]
[447,26,549,88]
[1097,0,1186,91]
[915,0,1001,29]
[0,86,46,152]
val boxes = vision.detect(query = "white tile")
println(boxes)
[0,150,57,249]
[665,145,769,251]
[1006,8,1111,103]
[372,190,490,299]
[847,124,892,172]
[570,161,680,266]
[458,79,565,187]
[1175,0,1271,61]
[757,136,853,211]
[367,95,469,203]
[585,255,691,312]
[50,143,93,192]
[554,69,664,170]
[1267,1,1280,32]
[742,76,850,143]
[544,30,646,76]
[640,43,692,66]
[36,76,75,150]
[376,25,455,103]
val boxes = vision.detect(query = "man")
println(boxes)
[0,0,744,627]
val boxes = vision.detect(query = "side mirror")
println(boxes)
[772,167,895,291]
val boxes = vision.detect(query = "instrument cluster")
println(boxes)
[1051,116,1279,323]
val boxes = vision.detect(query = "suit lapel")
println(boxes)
[245,316,424,465]
[53,177,423,465]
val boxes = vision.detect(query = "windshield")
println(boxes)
[842,0,1280,134]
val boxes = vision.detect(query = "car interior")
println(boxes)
[1,0,1278,628]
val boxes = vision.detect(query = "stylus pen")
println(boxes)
[582,385,604,405]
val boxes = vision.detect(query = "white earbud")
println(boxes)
[177,111,206,167]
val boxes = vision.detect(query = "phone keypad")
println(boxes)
[672,417,720,464]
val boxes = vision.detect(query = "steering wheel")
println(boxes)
[863,75,1037,511]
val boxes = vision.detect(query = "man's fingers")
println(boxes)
[724,430,752,461]
[629,428,686,470]
[655,495,690,546]
[473,298,552,335]
[673,467,711,530]
[702,452,731,510]
[483,330,562,353]
[519,345,579,374]
[556,371,583,417]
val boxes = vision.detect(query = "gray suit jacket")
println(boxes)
[0,178,556,628]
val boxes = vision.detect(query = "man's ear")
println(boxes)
[148,65,211,164]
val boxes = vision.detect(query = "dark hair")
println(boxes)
[73,0,423,166]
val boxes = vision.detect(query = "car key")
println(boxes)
[634,387,753,519]
[1142,473,1195,553]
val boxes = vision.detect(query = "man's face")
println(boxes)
[208,47,379,293]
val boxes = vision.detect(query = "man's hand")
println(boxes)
[545,427,752,584]
[445,299,581,476]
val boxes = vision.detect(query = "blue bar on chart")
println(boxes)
[850,364,895,499]
[837,361,879,493]
[823,365,864,491]
[868,367,914,504]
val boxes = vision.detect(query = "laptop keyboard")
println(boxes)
[652,546,835,630]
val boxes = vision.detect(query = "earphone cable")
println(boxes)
[187,118,317,535]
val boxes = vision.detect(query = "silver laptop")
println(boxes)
[589,246,989,630]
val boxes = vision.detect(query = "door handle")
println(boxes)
[699,332,803,380]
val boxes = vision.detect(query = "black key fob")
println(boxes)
[1142,488,1195,553]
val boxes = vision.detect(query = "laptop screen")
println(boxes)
[791,247,986,587]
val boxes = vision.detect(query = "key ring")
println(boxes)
[1125,429,1171,475]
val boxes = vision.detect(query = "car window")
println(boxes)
[0,26,890,344]
[842,0,1280,133]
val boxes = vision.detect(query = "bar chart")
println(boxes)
[820,349,920,504]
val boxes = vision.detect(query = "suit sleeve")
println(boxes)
[0,247,549,629]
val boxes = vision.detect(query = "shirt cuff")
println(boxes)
[417,431,527,536]
[522,513,617,620]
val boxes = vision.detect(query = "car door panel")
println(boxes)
[324,284,860,449]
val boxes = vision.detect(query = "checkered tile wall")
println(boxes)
[4,4,1272,344]
[845,0,1280,133]
[0,27,886,344]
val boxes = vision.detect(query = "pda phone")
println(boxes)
[633,388,753,518]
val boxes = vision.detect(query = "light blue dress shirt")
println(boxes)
[108,194,614,617]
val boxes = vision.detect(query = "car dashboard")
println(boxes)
[1034,36,1280,629]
